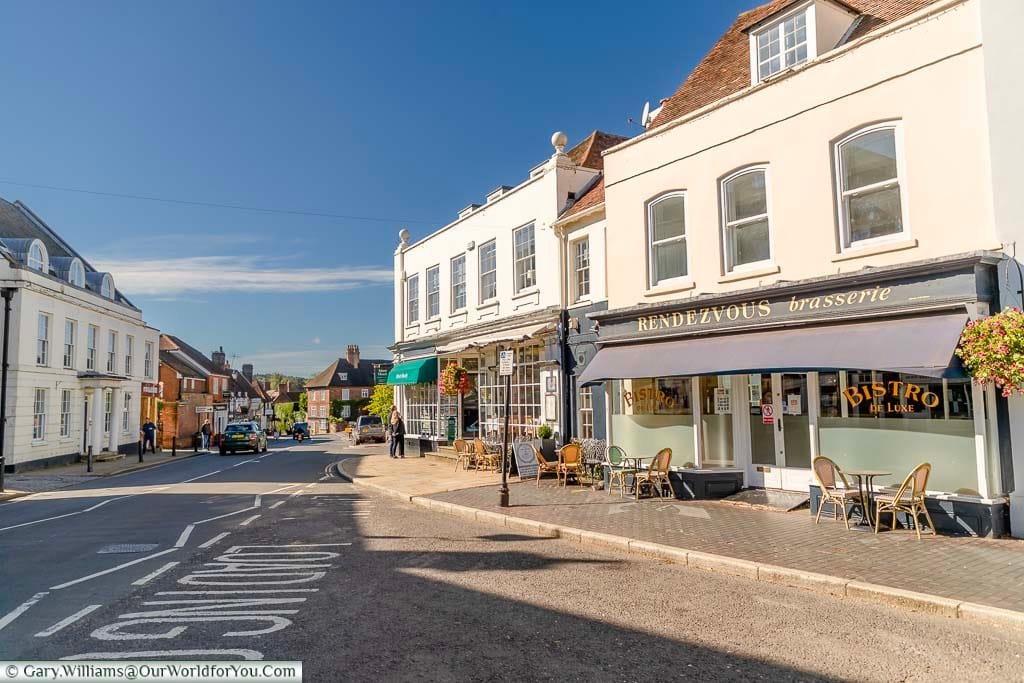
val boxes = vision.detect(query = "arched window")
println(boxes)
[646,192,688,287]
[68,259,85,287]
[721,166,772,272]
[101,274,115,299]
[834,122,906,248]
[27,241,47,272]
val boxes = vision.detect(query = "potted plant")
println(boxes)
[535,423,557,461]
[956,308,1024,397]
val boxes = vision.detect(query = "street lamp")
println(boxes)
[0,287,16,492]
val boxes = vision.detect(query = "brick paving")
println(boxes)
[430,480,1024,612]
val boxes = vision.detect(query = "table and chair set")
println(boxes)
[452,438,504,473]
[813,455,937,539]
[530,443,676,500]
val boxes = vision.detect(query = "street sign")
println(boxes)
[195,406,214,414]
[499,350,514,376]
[374,366,389,384]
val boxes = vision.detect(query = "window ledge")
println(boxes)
[424,317,441,325]
[476,299,499,311]
[405,323,421,332]
[512,287,539,301]
[643,279,696,298]
[569,298,593,308]
[832,238,918,262]
[718,264,780,284]
[31,439,47,446]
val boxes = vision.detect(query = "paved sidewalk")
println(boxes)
[339,451,501,496]
[1,448,207,499]
[339,454,1024,619]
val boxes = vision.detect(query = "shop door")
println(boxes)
[747,373,814,490]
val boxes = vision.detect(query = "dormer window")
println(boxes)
[68,259,85,287]
[748,1,857,85]
[101,273,115,299]
[27,240,48,272]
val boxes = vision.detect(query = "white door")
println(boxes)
[746,373,814,491]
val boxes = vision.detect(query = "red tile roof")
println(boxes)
[650,0,940,130]
[566,131,630,170]
[561,176,605,220]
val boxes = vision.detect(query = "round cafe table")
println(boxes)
[843,469,891,527]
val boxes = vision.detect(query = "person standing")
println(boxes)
[141,419,157,454]
[201,419,212,449]
[390,410,406,458]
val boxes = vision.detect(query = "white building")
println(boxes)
[389,131,625,455]
[0,199,159,471]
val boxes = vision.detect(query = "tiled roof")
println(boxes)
[561,175,605,220]
[650,0,940,130]
[159,349,202,378]
[566,131,630,170]
[161,334,222,376]
[307,358,392,388]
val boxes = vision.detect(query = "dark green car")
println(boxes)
[220,421,268,455]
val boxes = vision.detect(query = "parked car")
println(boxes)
[220,421,268,455]
[292,422,310,440]
[352,415,385,445]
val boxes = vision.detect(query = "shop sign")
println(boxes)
[141,383,159,395]
[212,402,227,411]
[843,381,940,414]
[786,394,802,416]
[623,386,677,412]
[761,404,774,425]
[374,366,389,384]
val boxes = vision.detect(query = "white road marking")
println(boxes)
[264,484,300,495]
[0,592,48,632]
[230,460,254,469]
[132,562,180,587]
[50,548,178,590]
[174,525,195,548]
[198,532,231,549]
[181,470,224,483]
[35,604,102,637]
[193,506,259,525]
[157,589,319,595]
[303,483,317,489]
[254,495,262,507]
[61,649,264,661]
[268,501,285,510]
[287,491,302,498]
[239,514,261,527]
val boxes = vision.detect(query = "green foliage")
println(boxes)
[274,402,296,430]
[255,373,306,390]
[367,384,394,421]
[957,308,1024,397]
[537,424,554,439]
[298,392,308,416]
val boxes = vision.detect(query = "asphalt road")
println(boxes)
[1,438,1022,682]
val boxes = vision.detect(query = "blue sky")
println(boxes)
[0,0,751,375]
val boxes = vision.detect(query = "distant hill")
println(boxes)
[255,373,307,390]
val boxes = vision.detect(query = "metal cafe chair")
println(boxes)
[603,445,634,497]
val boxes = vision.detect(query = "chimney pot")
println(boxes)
[346,344,360,366]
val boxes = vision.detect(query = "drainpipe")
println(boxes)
[0,288,15,491]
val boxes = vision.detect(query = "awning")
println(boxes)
[579,313,968,384]
[387,357,438,385]
[437,322,555,355]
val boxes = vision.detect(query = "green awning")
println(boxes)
[387,357,438,385]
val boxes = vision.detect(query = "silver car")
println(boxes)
[352,415,385,444]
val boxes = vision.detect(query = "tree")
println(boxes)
[274,402,296,430]
[367,384,394,422]
[297,391,308,418]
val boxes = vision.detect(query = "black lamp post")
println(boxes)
[0,287,15,492]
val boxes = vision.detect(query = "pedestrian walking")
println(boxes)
[390,410,406,458]
[141,419,157,454]
[201,419,212,450]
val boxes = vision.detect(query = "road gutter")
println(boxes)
[334,456,1024,632]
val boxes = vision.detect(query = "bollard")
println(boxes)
[193,434,198,453]
[138,439,143,464]
[87,445,93,473]
[172,436,177,458]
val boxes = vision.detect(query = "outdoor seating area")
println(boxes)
[811,455,937,539]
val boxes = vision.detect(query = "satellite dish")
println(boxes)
[641,101,651,126]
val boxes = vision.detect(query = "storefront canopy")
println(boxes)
[579,312,969,384]
[436,322,555,354]
[387,357,438,385]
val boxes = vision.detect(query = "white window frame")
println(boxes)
[107,330,118,373]
[144,341,154,379]
[361,388,369,399]
[425,265,440,320]
[60,389,72,438]
[407,273,420,325]
[834,121,909,251]
[32,388,46,441]
[646,191,689,287]
[478,240,497,303]
[512,223,536,293]
[63,319,76,369]
[571,237,591,303]
[101,274,114,299]
[721,165,774,273]
[86,325,98,371]
[125,335,134,377]
[36,313,50,366]
[450,253,467,312]
[749,3,817,85]
[68,259,85,287]
[103,390,112,433]
[122,392,132,433]
[28,241,47,272]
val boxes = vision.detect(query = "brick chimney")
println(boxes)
[346,344,360,367]
[242,364,254,382]
[212,346,226,372]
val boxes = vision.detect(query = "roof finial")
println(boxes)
[551,131,568,155]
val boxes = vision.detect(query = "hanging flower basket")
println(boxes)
[956,308,1024,397]
[440,363,473,396]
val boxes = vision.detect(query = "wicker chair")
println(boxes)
[453,439,475,472]
[604,445,634,497]
[874,462,936,539]
[556,443,584,488]
[474,438,499,472]
[634,448,673,499]
[532,444,559,486]
[811,456,861,530]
